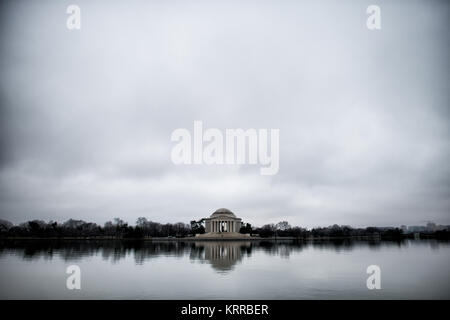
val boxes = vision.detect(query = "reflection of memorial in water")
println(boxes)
[194,241,252,272]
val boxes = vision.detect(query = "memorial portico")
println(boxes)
[204,208,242,234]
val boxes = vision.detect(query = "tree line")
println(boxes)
[245,221,449,239]
[0,218,191,238]
[0,218,448,239]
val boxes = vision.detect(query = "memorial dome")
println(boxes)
[210,208,236,218]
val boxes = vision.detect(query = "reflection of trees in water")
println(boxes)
[1,238,439,268]
[133,241,191,265]
[258,240,304,258]
[0,240,99,261]
[311,239,355,252]
[310,239,410,252]
[0,240,191,263]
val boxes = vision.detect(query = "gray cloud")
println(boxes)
[0,0,449,228]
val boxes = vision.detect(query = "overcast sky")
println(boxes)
[0,0,449,228]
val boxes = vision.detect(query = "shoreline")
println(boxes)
[0,235,440,241]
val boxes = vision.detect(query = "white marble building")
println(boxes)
[204,208,242,234]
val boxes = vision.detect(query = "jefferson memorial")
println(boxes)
[195,208,251,239]
[204,208,242,233]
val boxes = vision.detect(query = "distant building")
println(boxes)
[405,223,448,233]
[408,226,427,233]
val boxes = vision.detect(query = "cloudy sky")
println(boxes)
[0,0,449,228]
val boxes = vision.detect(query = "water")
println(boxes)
[0,239,448,299]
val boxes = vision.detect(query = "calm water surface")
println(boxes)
[0,239,449,299]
